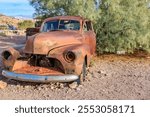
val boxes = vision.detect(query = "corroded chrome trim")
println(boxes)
[2,70,78,83]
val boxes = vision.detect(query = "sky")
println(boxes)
[0,0,35,18]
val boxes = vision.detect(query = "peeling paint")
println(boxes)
[1,16,96,82]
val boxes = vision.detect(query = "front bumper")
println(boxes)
[2,70,79,83]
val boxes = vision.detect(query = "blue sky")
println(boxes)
[0,0,35,18]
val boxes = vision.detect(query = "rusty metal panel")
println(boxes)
[1,16,96,82]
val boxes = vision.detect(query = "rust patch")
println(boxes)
[2,16,96,82]
[14,66,64,76]
[2,48,20,70]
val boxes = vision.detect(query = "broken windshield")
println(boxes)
[41,19,80,32]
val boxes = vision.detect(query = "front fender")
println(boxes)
[47,44,91,75]
[1,47,21,70]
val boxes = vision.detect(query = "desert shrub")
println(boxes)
[30,0,150,54]
[0,32,6,37]
[0,25,8,30]
[95,0,150,54]
[18,20,34,30]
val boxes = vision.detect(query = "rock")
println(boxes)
[59,83,64,89]
[99,70,107,76]
[66,89,71,93]
[16,84,21,89]
[56,82,60,87]
[69,82,78,89]
[76,85,83,91]
[50,86,55,90]
[0,81,7,89]
[76,87,81,91]
[37,86,42,91]
[98,70,101,74]
[92,72,101,78]
[117,50,126,55]
[50,84,55,90]
[89,68,94,74]
[24,85,30,89]
[86,73,92,80]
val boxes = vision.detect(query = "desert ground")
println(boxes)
[0,36,150,100]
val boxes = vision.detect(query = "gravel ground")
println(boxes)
[0,36,150,100]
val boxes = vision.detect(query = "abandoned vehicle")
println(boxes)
[1,16,96,84]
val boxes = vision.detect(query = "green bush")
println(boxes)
[0,32,6,37]
[18,20,34,30]
[30,0,150,54]
[95,0,150,54]
[0,25,8,30]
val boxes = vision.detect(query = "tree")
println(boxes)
[96,0,150,53]
[30,0,150,54]
[18,20,34,30]
[29,0,99,20]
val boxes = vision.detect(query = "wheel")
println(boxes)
[76,60,86,85]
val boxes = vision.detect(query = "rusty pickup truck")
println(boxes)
[1,16,96,84]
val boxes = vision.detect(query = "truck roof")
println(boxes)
[44,16,87,22]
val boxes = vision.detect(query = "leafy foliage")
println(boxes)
[30,0,99,20]
[18,20,34,30]
[96,0,150,53]
[30,0,150,54]
[0,32,6,37]
[0,25,8,30]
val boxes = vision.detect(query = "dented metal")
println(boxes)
[2,70,78,82]
[1,16,96,82]
[1,47,20,70]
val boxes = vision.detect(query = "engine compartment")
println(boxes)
[13,55,65,75]
[2,49,65,75]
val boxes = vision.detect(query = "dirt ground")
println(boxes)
[0,36,150,100]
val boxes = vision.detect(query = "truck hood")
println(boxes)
[24,31,83,55]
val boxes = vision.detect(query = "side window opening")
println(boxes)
[83,23,88,31]
[84,21,92,32]
[86,21,92,31]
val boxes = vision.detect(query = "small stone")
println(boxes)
[59,83,64,89]
[100,70,107,76]
[16,84,21,88]
[19,85,24,89]
[76,85,83,91]
[69,82,78,89]
[37,87,42,91]
[92,72,101,78]
[89,68,94,73]
[56,82,60,87]
[117,50,126,55]
[50,85,55,90]
[66,89,72,93]
[76,87,81,91]
[25,85,30,88]
[87,73,92,79]
[0,81,7,89]
[85,76,90,81]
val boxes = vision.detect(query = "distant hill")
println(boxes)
[0,14,28,28]
[14,15,33,20]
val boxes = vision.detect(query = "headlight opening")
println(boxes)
[64,51,76,62]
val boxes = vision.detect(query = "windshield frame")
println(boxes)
[40,18,81,32]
